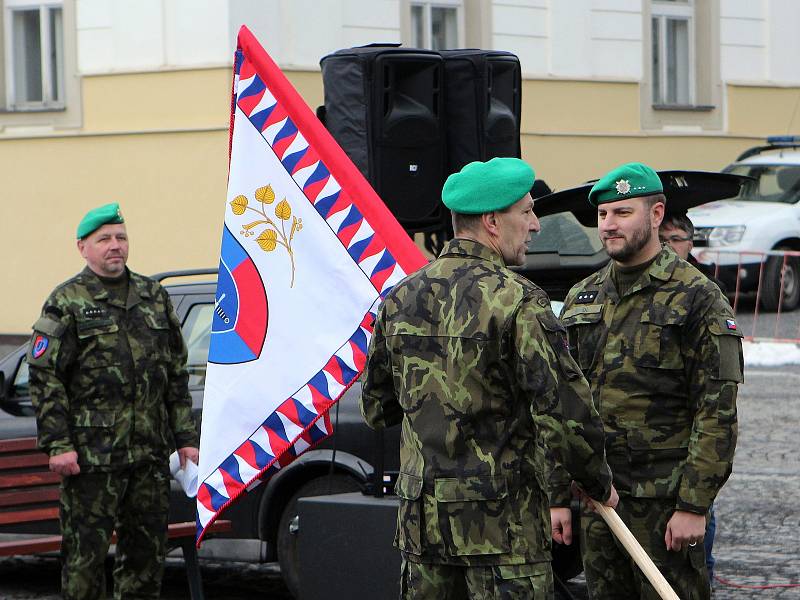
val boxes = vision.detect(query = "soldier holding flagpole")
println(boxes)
[361,158,618,598]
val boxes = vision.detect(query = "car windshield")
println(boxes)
[527,212,603,255]
[724,163,800,204]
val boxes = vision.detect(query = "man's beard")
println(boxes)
[604,216,652,262]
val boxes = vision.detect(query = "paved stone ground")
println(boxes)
[710,366,800,598]
[1,365,797,599]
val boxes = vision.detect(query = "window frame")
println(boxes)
[651,0,695,108]
[409,0,464,50]
[3,0,65,111]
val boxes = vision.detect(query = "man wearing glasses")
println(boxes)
[659,214,727,295]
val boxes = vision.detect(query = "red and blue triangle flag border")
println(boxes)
[196,26,427,544]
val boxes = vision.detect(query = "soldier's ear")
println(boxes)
[481,211,500,236]
[651,201,665,228]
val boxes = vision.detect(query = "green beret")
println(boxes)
[442,157,535,214]
[588,162,663,207]
[76,202,125,239]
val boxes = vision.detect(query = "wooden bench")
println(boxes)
[0,436,231,600]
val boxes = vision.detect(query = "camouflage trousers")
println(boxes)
[400,556,553,599]
[59,462,170,600]
[580,496,709,600]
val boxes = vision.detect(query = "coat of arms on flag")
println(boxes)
[195,26,427,543]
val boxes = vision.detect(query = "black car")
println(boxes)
[518,170,750,300]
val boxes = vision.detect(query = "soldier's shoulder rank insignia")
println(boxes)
[82,307,108,319]
[575,291,598,304]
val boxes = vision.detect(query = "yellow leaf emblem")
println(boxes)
[275,199,292,221]
[256,229,278,252]
[255,185,276,204]
[230,195,248,215]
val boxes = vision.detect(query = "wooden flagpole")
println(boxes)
[589,500,680,600]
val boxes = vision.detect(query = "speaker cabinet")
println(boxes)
[297,492,401,600]
[321,46,447,233]
[440,49,522,174]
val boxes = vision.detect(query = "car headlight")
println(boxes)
[708,225,746,246]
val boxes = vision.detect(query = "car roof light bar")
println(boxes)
[766,135,800,144]
[736,137,800,161]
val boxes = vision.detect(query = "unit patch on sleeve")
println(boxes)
[726,318,737,330]
[31,334,49,359]
[575,291,598,304]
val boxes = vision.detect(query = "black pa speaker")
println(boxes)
[320,46,447,233]
[440,49,522,174]
[297,492,401,600]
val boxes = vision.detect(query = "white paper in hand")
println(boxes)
[169,451,199,498]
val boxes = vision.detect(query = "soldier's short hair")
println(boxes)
[451,211,483,235]
[661,213,694,238]
[644,193,667,210]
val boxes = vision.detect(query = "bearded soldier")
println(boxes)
[558,163,742,599]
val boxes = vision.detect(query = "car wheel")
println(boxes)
[761,249,800,312]
[277,473,361,598]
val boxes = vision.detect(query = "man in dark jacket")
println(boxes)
[660,212,728,294]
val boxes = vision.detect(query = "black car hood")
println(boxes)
[533,171,750,227]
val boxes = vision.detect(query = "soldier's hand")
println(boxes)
[178,446,199,469]
[664,510,705,552]
[573,482,619,511]
[603,484,619,509]
[49,451,80,478]
[550,507,573,545]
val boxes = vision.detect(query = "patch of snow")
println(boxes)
[743,341,800,367]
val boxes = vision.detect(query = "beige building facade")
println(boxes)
[1,0,799,333]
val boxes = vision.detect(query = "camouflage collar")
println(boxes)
[598,247,677,283]
[597,247,678,299]
[128,272,153,300]
[80,266,152,307]
[439,238,505,268]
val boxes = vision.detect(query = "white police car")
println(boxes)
[689,136,800,311]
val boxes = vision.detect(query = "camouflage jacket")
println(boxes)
[28,267,198,470]
[360,239,612,566]
[560,247,742,514]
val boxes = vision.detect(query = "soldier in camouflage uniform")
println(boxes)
[28,203,199,600]
[558,163,742,599]
[360,158,618,599]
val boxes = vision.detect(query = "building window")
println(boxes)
[4,0,64,110]
[410,1,461,50]
[651,0,693,106]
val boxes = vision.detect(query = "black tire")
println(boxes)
[760,249,800,312]
[277,473,360,598]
